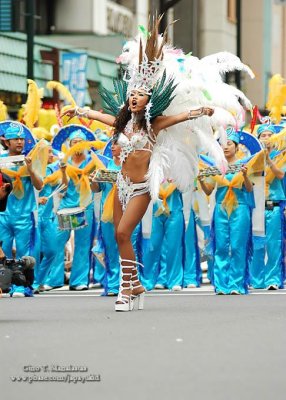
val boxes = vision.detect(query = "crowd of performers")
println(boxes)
[1,17,286,312]
[1,118,286,301]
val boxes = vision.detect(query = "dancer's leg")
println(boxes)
[114,192,150,301]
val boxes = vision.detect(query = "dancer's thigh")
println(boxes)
[117,193,150,238]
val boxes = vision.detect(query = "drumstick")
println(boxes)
[47,184,67,199]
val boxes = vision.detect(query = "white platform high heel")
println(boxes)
[115,258,133,312]
[131,260,145,310]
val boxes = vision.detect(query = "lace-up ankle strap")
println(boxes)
[120,258,144,268]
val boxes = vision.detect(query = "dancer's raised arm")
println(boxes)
[61,107,116,127]
[152,107,214,134]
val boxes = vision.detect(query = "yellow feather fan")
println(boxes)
[62,140,106,163]
[267,126,286,150]
[0,100,8,121]
[23,79,44,129]
[32,127,53,142]
[266,74,286,124]
[46,81,76,108]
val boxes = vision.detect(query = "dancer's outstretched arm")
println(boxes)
[152,107,214,135]
[62,107,116,127]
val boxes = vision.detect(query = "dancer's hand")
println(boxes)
[38,196,48,205]
[241,164,248,177]
[0,182,10,199]
[25,156,33,172]
[60,107,77,121]
[89,170,96,183]
[202,107,214,117]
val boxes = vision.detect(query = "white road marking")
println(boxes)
[31,290,286,298]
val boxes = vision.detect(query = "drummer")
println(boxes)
[44,127,98,291]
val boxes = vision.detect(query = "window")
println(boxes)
[227,0,237,24]
[11,0,55,34]
[0,0,12,31]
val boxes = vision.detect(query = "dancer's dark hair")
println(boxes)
[113,99,149,141]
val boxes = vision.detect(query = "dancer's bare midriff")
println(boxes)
[121,150,151,183]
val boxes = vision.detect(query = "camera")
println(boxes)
[0,241,35,293]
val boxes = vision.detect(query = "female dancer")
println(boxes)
[63,23,214,311]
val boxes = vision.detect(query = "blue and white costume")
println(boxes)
[33,161,59,288]
[0,122,38,296]
[249,124,285,289]
[46,128,96,289]
[141,184,184,290]
[210,130,254,294]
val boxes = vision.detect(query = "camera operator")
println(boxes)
[0,241,35,295]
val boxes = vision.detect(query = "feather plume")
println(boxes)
[32,127,53,142]
[267,127,286,150]
[200,52,255,79]
[46,81,76,107]
[0,100,8,121]
[63,140,106,163]
[266,74,286,123]
[23,79,44,129]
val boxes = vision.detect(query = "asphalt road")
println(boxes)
[1,288,286,400]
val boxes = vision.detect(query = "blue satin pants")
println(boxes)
[0,213,35,294]
[249,207,284,288]
[34,216,58,286]
[141,211,184,290]
[213,204,251,294]
[183,210,201,287]
[46,208,95,287]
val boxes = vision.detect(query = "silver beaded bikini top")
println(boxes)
[117,122,153,164]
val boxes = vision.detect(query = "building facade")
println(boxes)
[0,0,286,112]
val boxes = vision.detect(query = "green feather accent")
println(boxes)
[202,89,212,101]
[149,71,177,118]
[138,25,149,38]
[99,79,128,115]
[99,87,120,115]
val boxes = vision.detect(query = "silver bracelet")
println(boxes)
[188,107,204,119]
[75,107,90,118]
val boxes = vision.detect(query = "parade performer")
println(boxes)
[183,204,202,288]
[141,182,184,291]
[249,124,286,289]
[199,129,259,294]
[91,139,142,295]
[63,22,215,311]
[44,125,103,291]
[63,16,255,310]
[0,121,47,297]
[0,171,12,211]
[189,184,215,285]
[33,143,59,292]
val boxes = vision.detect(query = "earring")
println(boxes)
[128,106,130,111]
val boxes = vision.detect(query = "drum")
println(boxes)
[57,207,87,231]
[91,169,118,183]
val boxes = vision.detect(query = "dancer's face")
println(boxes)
[129,90,149,113]
[70,137,84,155]
[5,138,25,155]
[259,130,273,150]
[111,142,121,157]
[48,146,54,164]
[222,140,237,158]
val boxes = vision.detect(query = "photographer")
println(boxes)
[0,241,35,295]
